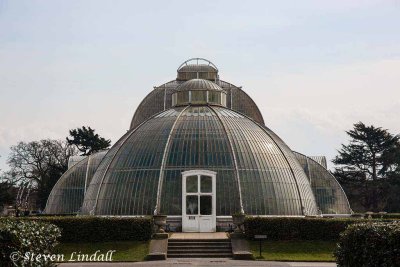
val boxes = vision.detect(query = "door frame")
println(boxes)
[182,170,216,232]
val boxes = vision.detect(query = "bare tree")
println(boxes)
[6,139,78,209]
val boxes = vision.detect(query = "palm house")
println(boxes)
[45,58,351,232]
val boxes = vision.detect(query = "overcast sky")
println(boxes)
[0,0,399,171]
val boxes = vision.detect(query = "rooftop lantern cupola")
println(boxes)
[176,58,219,82]
[172,79,227,107]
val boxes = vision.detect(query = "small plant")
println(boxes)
[0,219,61,266]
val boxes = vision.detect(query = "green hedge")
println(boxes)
[244,217,369,241]
[335,222,400,267]
[0,219,61,266]
[371,213,400,219]
[1,216,153,243]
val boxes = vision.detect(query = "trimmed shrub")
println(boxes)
[335,222,400,267]
[1,216,153,243]
[0,219,61,266]
[244,217,369,241]
[371,213,400,219]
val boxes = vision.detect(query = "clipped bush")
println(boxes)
[244,217,366,241]
[1,216,153,243]
[371,213,400,219]
[335,222,400,267]
[0,219,61,266]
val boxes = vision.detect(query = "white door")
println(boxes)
[182,170,216,232]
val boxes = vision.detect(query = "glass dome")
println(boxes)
[44,151,107,214]
[81,106,319,216]
[293,152,352,214]
[45,57,351,226]
[177,58,218,81]
[172,79,227,107]
[129,58,265,129]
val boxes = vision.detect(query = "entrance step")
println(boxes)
[167,238,232,258]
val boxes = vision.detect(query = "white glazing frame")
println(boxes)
[182,170,216,232]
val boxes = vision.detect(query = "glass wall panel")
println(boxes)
[213,107,318,216]
[200,196,212,215]
[201,175,212,193]
[160,106,240,216]
[293,152,351,214]
[187,175,198,193]
[45,157,88,214]
[45,151,106,215]
[191,90,207,104]
[186,195,198,214]
[177,91,189,105]
[82,108,182,215]
[82,104,322,217]
[172,93,177,106]
[221,93,227,107]
[130,80,265,130]
[208,91,221,105]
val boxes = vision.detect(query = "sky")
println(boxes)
[0,0,399,171]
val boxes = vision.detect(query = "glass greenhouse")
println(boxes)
[45,58,351,232]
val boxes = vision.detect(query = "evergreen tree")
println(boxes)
[333,122,400,212]
[67,126,111,156]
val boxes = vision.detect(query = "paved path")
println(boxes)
[58,259,336,267]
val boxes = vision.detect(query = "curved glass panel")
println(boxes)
[68,156,86,169]
[173,90,227,107]
[82,106,322,216]
[309,156,328,169]
[159,106,240,216]
[130,79,264,129]
[293,151,352,214]
[213,107,318,216]
[208,91,221,105]
[45,151,106,214]
[177,91,189,105]
[45,157,88,214]
[81,131,139,214]
[82,108,183,215]
[191,90,207,104]
[177,63,218,81]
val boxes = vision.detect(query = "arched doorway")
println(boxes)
[182,170,216,232]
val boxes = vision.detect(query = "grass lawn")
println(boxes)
[55,241,149,262]
[250,240,336,262]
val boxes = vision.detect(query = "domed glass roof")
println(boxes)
[178,64,217,73]
[172,79,227,107]
[293,152,352,214]
[129,58,265,128]
[177,58,218,81]
[81,106,319,216]
[46,57,351,220]
[176,79,224,92]
[45,151,107,214]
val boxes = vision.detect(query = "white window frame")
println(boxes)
[182,170,216,232]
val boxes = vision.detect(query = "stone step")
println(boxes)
[168,243,231,245]
[169,239,230,242]
[168,253,232,258]
[168,248,232,252]
[168,245,232,250]
[167,238,232,258]
[168,239,229,243]
[169,242,231,246]
[168,241,230,242]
